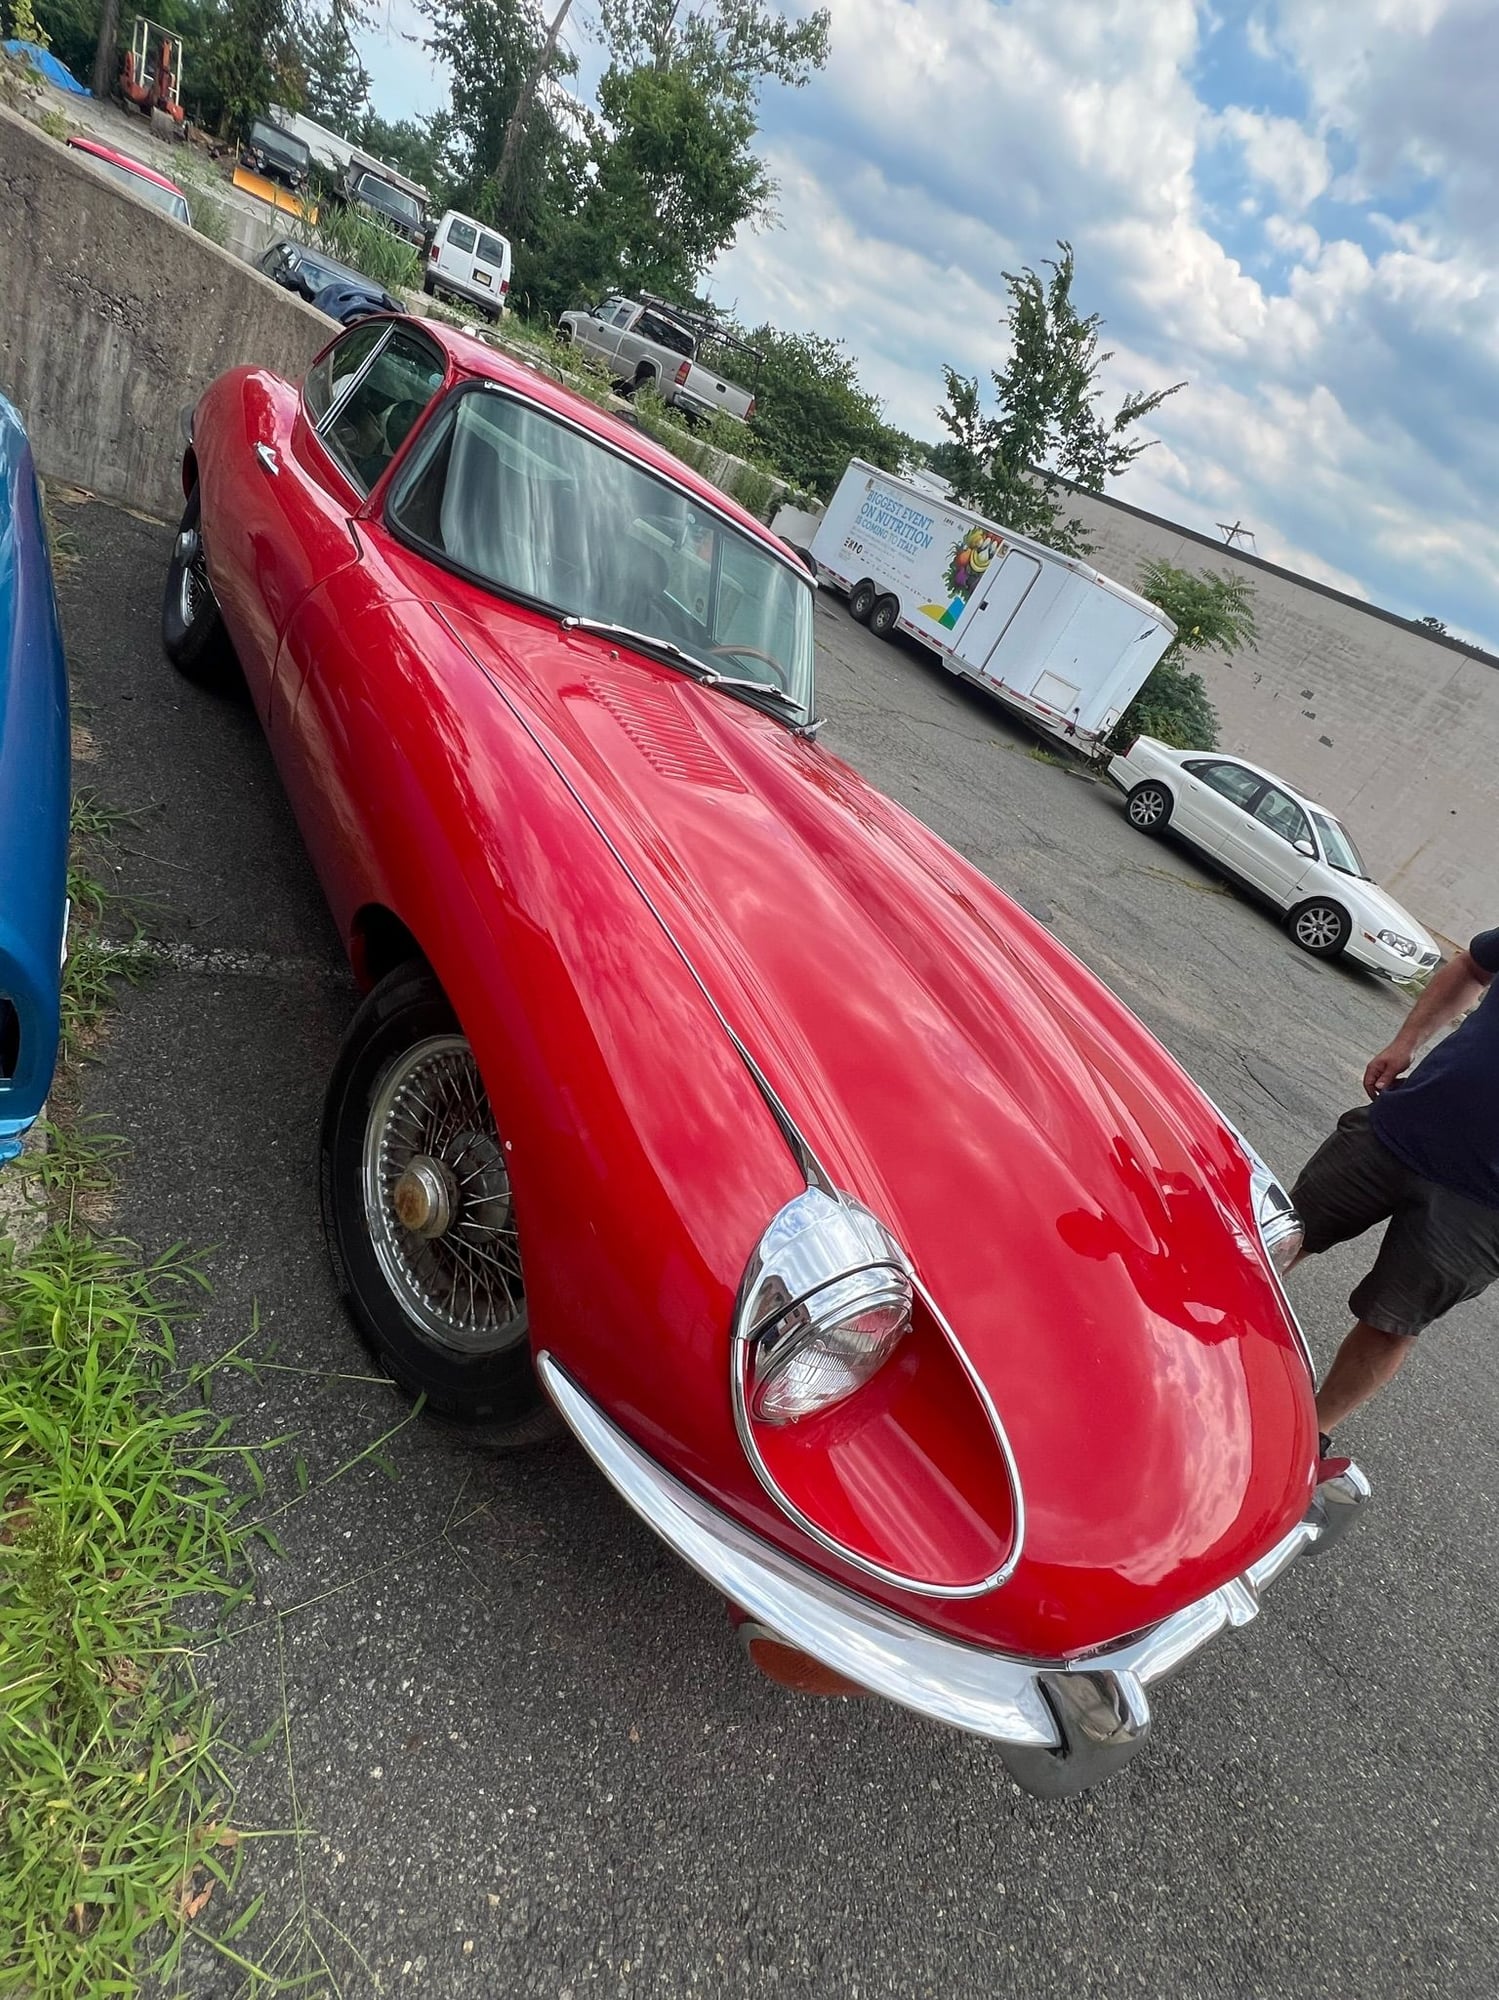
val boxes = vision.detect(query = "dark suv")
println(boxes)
[240,119,312,190]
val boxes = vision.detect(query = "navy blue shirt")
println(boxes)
[1371,927,1499,1207]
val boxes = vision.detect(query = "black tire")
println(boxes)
[422,273,434,296]
[1288,899,1350,958]
[556,321,573,342]
[848,578,878,623]
[1125,781,1172,835]
[868,593,899,638]
[320,962,555,1442]
[161,485,237,687]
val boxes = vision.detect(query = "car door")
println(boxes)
[1213,782,1319,905]
[263,322,449,741]
[1173,758,1265,852]
[438,215,478,290]
[204,322,390,722]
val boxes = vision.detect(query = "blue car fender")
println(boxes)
[0,393,70,1166]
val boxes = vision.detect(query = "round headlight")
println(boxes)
[751,1268,912,1424]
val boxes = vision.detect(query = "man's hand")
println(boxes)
[1364,1041,1413,1098]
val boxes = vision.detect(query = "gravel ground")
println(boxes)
[56,497,1499,1999]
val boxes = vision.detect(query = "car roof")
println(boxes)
[410,318,798,564]
[1155,740,1339,821]
[66,134,183,197]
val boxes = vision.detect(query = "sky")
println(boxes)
[355,0,1499,651]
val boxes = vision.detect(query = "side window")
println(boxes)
[1188,760,1262,810]
[1254,786,1311,846]
[447,218,477,254]
[304,322,385,425]
[323,328,447,493]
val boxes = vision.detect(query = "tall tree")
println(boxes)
[423,0,584,245]
[938,242,1185,556]
[208,0,302,133]
[522,0,828,317]
[300,5,370,133]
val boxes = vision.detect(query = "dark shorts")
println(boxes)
[1292,1104,1499,1336]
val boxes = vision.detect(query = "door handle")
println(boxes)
[255,443,280,476]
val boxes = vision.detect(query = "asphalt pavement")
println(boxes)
[57,498,1499,1998]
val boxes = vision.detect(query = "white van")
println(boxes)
[424,211,512,318]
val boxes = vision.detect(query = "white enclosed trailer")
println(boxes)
[809,461,1176,750]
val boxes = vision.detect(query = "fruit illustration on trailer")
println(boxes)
[945,527,1004,602]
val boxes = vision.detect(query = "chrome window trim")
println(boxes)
[310,321,447,496]
[728,1187,1026,1599]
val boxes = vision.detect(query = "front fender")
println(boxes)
[0,395,70,1163]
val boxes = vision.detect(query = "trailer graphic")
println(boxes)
[810,462,1176,751]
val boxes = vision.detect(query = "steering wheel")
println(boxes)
[708,645,782,675]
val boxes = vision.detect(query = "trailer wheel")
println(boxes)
[848,578,878,623]
[868,594,900,638]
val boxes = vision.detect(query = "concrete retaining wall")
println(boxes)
[0,102,331,520]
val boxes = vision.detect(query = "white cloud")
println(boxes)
[1217,106,1332,212]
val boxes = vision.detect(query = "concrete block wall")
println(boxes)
[0,102,331,522]
[1060,487,1499,947]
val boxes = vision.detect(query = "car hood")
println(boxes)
[447,613,1318,1651]
[1342,874,1439,950]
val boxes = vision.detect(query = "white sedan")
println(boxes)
[1108,737,1442,979]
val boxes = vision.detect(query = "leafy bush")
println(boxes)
[1109,558,1259,752]
[292,201,422,294]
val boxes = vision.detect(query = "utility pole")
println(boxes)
[491,0,575,218]
[91,0,121,99]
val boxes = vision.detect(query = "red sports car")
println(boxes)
[166,317,1368,1795]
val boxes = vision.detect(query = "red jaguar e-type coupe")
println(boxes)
[166,314,1368,1795]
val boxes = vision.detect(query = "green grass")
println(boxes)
[0,799,272,1994]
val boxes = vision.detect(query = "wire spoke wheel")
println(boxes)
[361,1034,527,1359]
[178,528,211,629]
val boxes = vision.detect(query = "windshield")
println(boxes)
[1311,811,1370,878]
[84,154,189,223]
[356,174,421,226]
[390,387,815,718]
[250,121,308,164]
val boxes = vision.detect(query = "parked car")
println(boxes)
[424,209,511,318]
[255,238,402,321]
[239,116,311,191]
[557,295,756,422]
[0,393,70,1165]
[66,134,190,225]
[1110,736,1441,976]
[341,154,427,246]
[163,317,1368,1796]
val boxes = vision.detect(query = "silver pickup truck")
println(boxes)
[557,296,756,423]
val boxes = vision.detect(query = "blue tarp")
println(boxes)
[2,40,90,95]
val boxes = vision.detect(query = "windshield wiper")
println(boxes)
[559,615,807,720]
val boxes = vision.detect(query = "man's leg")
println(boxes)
[1314,1321,1415,1434]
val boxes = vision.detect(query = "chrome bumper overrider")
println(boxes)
[538,1354,1370,1797]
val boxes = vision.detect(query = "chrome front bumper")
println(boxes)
[539,1355,1370,1797]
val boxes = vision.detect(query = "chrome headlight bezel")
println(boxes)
[1375,928,1418,959]
[734,1187,914,1426]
